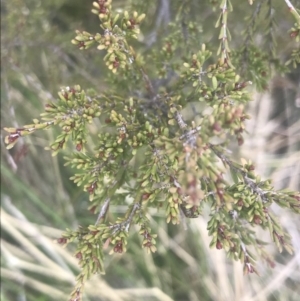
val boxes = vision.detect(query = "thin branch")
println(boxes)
[241,0,264,73]
[209,144,269,202]
[284,0,300,23]
[110,202,141,233]
[145,0,170,47]
[95,198,111,225]
[284,0,299,12]
[218,0,231,64]
[139,67,155,97]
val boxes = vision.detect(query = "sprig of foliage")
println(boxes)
[4,0,300,300]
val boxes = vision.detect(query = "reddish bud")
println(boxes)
[143,231,151,240]
[248,164,255,171]
[266,258,276,268]
[100,7,107,14]
[87,183,97,194]
[235,82,247,90]
[142,193,150,200]
[45,103,55,110]
[292,195,300,202]
[166,42,172,53]
[119,133,126,140]
[57,237,67,245]
[213,122,222,132]
[192,59,197,67]
[113,241,123,253]
[176,187,183,195]
[129,18,136,28]
[144,241,152,248]
[261,71,267,77]
[89,206,97,214]
[253,215,262,225]
[113,59,119,69]
[216,240,223,249]
[237,199,244,207]
[76,143,82,151]
[8,134,20,144]
[237,136,244,146]
[75,252,82,260]
[290,31,299,38]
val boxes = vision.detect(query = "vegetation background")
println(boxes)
[1,0,300,300]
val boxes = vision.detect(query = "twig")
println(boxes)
[284,0,300,23]
[241,0,263,73]
[110,202,141,233]
[95,198,111,225]
[209,144,269,202]
[219,0,231,64]
[140,67,155,97]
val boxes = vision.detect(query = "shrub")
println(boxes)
[4,1,300,300]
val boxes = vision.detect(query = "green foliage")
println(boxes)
[3,0,300,300]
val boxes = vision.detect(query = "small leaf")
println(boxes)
[212,76,218,90]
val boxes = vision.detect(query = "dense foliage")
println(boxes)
[3,0,300,300]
